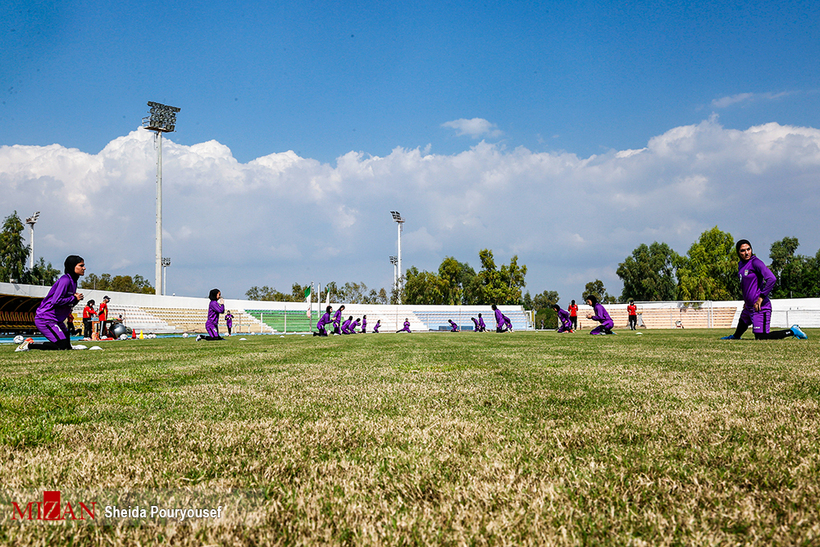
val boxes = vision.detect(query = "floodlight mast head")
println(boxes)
[390,210,404,223]
[25,211,40,270]
[143,102,181,133]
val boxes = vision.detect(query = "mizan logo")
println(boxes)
[12,491,96,521]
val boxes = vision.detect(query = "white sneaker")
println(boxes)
[15,338,32,352]
[196,335,203,341]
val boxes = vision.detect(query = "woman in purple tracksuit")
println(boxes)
[198,289,225,341]
[373,320,381,333]
[17,255,85,351]
[332,305,345,335]
[491,304,507,333]
[720,239,806,340]
[477,313,486,332]
[585,294,615,335]
[315,305,332,336]
[361,315,367,333]
[552,304,574,333]
[448,319,459,332]
[225,311,234,336]
[342,316,354,334]
[397,319,411,333]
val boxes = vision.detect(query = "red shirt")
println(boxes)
[98,301,108,321]
[82,305,96,319]
[569,304,578,317]
[628,304,637,315]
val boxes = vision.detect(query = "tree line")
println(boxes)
[246,282,390,305]
[616,226,820,302]
[1,211,155,293]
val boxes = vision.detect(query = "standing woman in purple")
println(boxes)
[315,305,332,336]
[361,315,367,333]
[225,311,234,336]
[197,289,225,341]
[552,304,574,333]
[585,294,615,335]
[17,255,85,351]
[720,240,807,340]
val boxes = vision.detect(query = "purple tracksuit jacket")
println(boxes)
[557,308,572,331]
[591,303,613,328]
[739,255,776,311]
[494,309,504,328]
[206,300,225,330]
[35,274,78,324]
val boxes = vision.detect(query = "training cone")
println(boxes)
[139,330,144,339]
[132,329,136,339]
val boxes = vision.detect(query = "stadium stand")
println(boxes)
[3,282,819,337]
[245,309,313,333]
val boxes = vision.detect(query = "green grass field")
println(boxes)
[1,330,819,545]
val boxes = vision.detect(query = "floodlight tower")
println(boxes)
[161,257,171,296]
[390,211,405,303]
[142,101,181,296]
[25,211,40,270]
[389,256,398,297]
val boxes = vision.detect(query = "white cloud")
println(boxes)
[2,119,820,302]
[441,118,504,138]
[711,91,794,108]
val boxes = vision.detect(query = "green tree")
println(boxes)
[769,237,802,298]
[677,227,738,300]
[616,242,680,302]
[26,257,60,286]
[81,273,154,294]
[0,211,30,283]
[246,284,311,302]
[527,290,559,330]
[532,290,559,310]
[438,257,477,305]
[584,279,617,303]
[473,250,527,305]
[404,267,449,305]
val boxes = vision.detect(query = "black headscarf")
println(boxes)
[209,288,221,301]
[64,255,84,279]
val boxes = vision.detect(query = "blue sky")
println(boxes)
[2,0,820,303]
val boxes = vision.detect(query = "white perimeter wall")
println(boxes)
[3,282,820,329]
